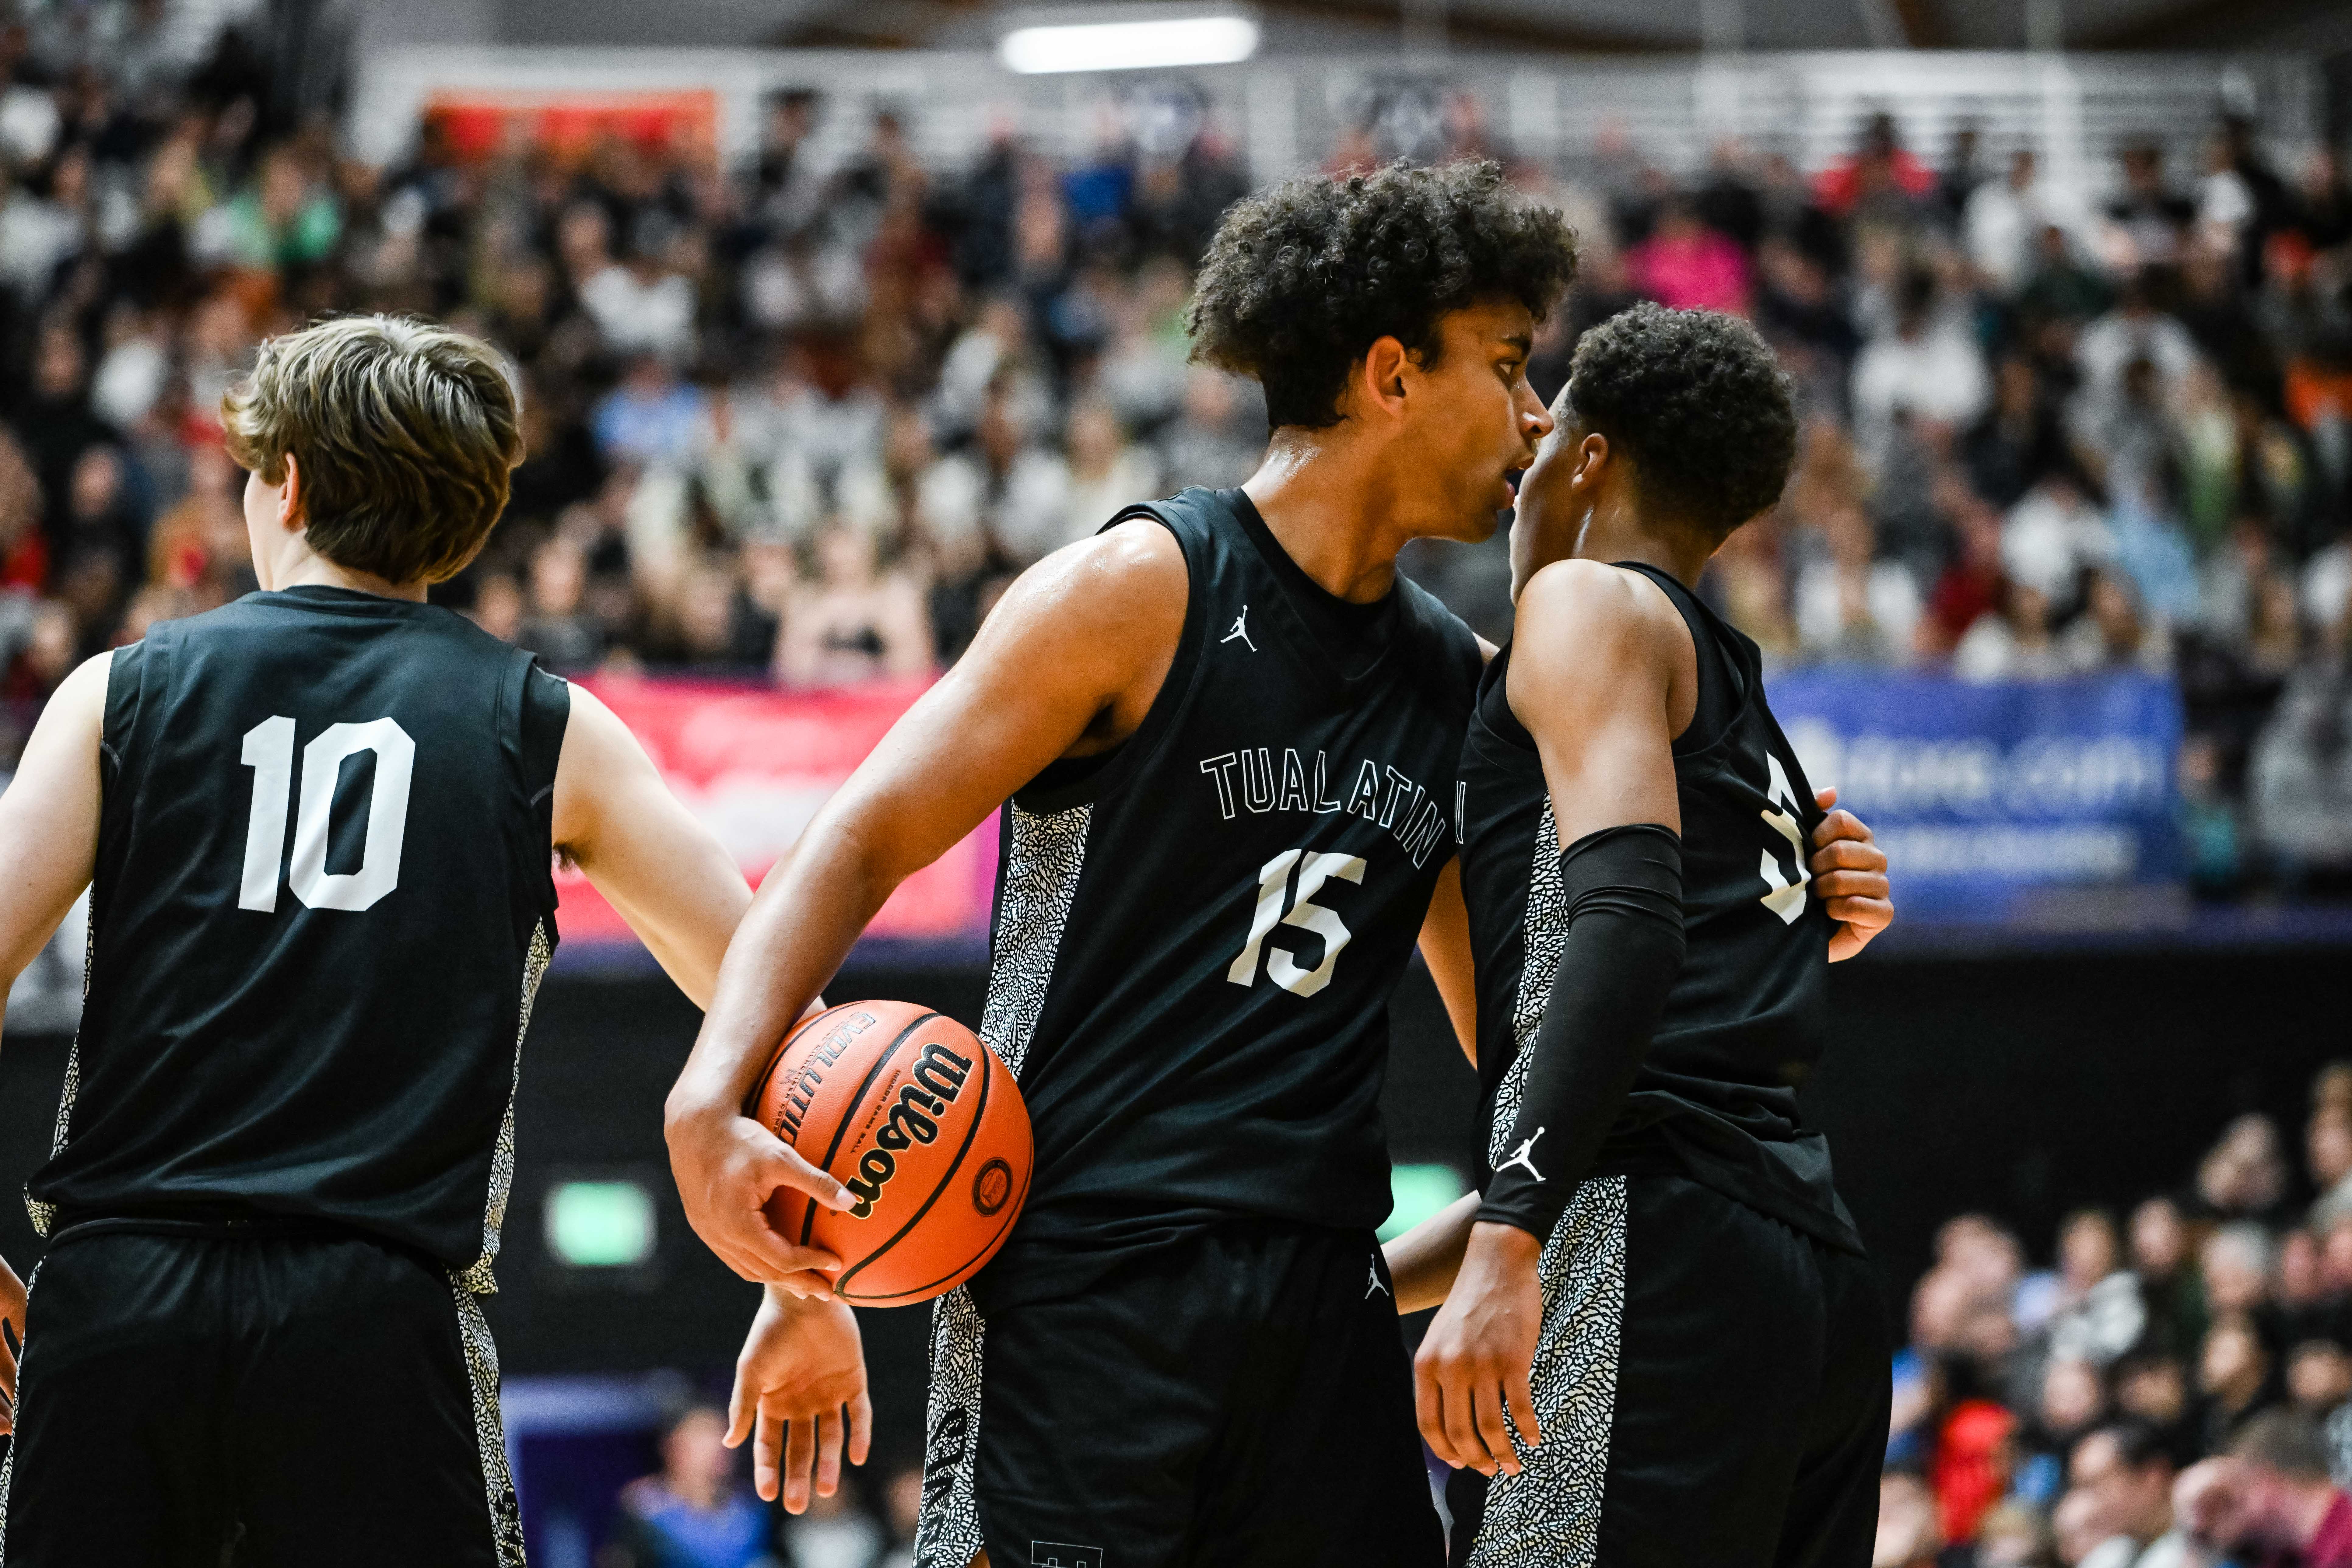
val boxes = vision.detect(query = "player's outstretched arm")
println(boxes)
[0,650,110,1430]
[1415,561,1690,1481]
[665,521,1187,1287]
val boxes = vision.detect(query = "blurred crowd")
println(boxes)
[594,1403,917,1568]
[0,7,2350,891]
[1881,1070,2352,1567]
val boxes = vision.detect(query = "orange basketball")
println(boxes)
[750,1001,1031,1306]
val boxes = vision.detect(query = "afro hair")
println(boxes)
[1563,303,1799,540]
[1186,160,1578,430]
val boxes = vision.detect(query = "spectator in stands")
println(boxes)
[2201,1313,2278,1455]
[1850,267,1992,463]
[1792,502,1920,664]
[1060,398,1158,546]
[2060,570,2174,674]
[2067,1420,2187,1568]
[1955,580,2065,682]
[779,1483,882,1568]
[1623,197,1750,314]
[606,1404,776,1568]
[774,521,932,688]
[2210,1410,2352,1567]
[516,534,604,674]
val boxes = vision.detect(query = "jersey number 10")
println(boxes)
[237,716,417,914]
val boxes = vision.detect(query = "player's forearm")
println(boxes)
[1478,827,1684,1242]
[664,819,899,1130]
[1385,1191,1481,1313]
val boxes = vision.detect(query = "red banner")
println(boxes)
[554,675,997,950]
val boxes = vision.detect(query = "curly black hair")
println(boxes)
[1562,303,1799,540]
[1186,160,1578,430]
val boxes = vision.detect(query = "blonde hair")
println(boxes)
[222,315,524,584]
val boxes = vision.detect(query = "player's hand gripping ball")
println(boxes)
[752,1001,1031,1305]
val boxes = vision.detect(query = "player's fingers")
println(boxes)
[724,1366,754,1448]
[1472,1374,1520,1477]
[1814,786,1838,811]
[1810,807,1870,848]
[1813,869,1890,902]
[1807,837,1884,873]
[849,1389,874,1467]
[1505,1366,1543,1454]
[816,1407,844,1497]
[1442,1372,1493,1477]
[764,1144,857,1212]
[733,1226,844,1289]
[1828,896,1894,931]
[1414,1356,1456,1467]
[1828,902,1894,962]
[783,1412,818,1514]
[752,1405,785,1502]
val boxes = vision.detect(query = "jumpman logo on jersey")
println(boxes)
[1366,1261,1390,1299]
[1498,1127,1547,1183]
[1221,605,1257,653]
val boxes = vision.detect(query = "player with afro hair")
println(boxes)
[1187,160,1580,431]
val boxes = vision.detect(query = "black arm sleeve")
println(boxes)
[1476,823,1685,1241]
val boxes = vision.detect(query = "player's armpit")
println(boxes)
[0,652,107,991]
[1417,859,1477,1065]
[552,683,751,1010]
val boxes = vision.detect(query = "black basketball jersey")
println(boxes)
[26,586,568,1286]
[966,488,1483,1312]
[1459,561,1863,1254]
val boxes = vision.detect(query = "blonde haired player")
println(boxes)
[0,316,850,1564]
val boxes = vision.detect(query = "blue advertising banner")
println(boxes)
[1766,671,2184,921]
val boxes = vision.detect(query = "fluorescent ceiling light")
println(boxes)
[999,14,1261,74]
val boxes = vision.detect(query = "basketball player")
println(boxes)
[0,317,851,1564]
[665,169,1885,1565]
[1388,303,1893,1566]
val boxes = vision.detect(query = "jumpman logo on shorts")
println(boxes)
[1498,1127,1547,1183]
[1221,605,1257,652]
[1366,1260,1389,1299]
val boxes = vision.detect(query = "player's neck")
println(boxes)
[1240,440,1420,605]
[264,550,430,603]
[1569,503,1714,590]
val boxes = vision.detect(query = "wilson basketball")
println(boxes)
[751,1001,1032,1306]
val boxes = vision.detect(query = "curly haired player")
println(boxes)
[1387,303,1895,1566]
[671,170,1888,1568]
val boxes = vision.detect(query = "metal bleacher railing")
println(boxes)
[349,44,2324,192]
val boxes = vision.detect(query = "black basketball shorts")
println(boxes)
[1,1226,524,1566]
[1443,1174,1889,1568]
[912,1218,1446,1568]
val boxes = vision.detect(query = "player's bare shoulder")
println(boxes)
[1513,559,1685,675]
[965,516,1189,694]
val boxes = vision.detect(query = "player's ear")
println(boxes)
[1359,336,1411,418]
[278,452,305,534]
[1565,431,1610,496]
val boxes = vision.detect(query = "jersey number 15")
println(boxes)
[236,716,416,914]
[1226,848,1366,998]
